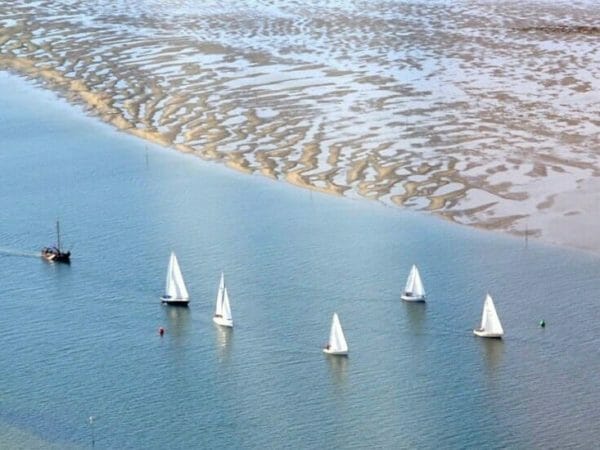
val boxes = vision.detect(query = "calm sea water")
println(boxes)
[1,72,599,449]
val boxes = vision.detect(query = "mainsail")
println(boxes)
[328,313,348,353]
[404,265,425,298]
[165,252,189,300]
[214,272,233,326]
[480,294,504,335]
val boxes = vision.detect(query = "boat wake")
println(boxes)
[0,247,40,258]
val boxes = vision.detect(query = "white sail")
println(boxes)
[402,265,425,300]
[480,294,504,336]
[165,252,189,300]
[222,288,232,322]
[215,272,225,316]
[411,266,425,297]
[213,272,233,327]
[404,266,416,293]
[327,313,348,354]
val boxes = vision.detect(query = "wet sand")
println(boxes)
[0,0,598,251]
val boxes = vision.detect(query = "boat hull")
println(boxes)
[323,348,348,356]
[473,329,503,339]
[213,316,233,327]
[161,296,189,306]
[401,294,425,302]
[41,249,71,263]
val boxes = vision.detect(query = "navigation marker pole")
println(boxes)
[88,415,95,448]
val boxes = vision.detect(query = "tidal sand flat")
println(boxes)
[1,72,600,449]
[0,0,598,251]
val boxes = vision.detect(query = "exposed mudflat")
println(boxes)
[1,0,598,250]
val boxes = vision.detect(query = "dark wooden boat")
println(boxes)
[41,221,71,263]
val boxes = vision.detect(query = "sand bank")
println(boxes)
[0,0,598,252]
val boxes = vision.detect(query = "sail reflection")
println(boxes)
[405,301,427,334]
[42,258,72,279]
[214,325,233,363]
[481,338,504,372]
[163,305,191,339]
[326,354,349,387]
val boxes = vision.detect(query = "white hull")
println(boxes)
[213,316,233,328]
[401,293,425,302]
[323,348,348,356]
[473,329,503,339]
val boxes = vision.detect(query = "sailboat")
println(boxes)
[41,220,71,263]
[160,252,190,306]
[213,272,233,327]
[473,294,504,338]
[323,313,348,356]
[401,264,426,302]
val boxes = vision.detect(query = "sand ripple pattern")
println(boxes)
[0,0,599,240]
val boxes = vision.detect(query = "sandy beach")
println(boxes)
[0,0,598,251]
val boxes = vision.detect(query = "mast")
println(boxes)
[56,220,61,251]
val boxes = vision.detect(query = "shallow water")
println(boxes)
[0,73,599,449]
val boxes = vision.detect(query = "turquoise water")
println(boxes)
[1,72,599,449]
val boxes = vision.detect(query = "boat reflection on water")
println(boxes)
[326,352,349,387]
[163,304,191,339]
[404,301,427,334]
[480,338,504,373]
[214,324,233,363]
